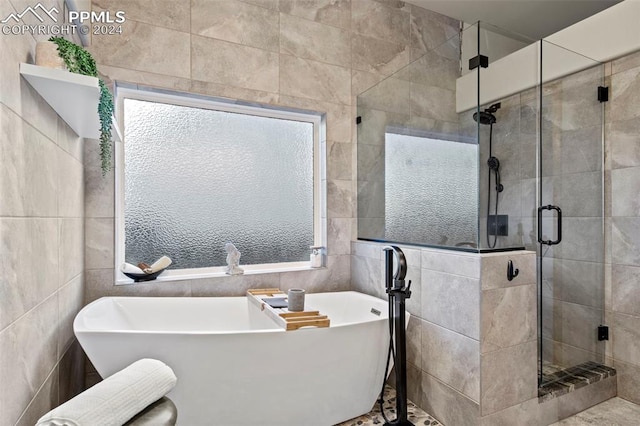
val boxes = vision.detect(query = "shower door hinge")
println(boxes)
[598,86,609,102]
[469,55,489,70]
[356,116,362,124]
[598,325,609,341]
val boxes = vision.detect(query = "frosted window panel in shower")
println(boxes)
[123,98,314,269]
[385,133,478,246]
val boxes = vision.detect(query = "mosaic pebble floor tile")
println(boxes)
[336,386,442,426]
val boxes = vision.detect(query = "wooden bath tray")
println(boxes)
[246,288,330,331]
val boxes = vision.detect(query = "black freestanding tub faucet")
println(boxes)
[381,246,413,426]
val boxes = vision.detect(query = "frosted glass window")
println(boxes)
[385,133,478,246]
[122,97,316,269]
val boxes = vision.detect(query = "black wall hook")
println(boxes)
[507,260,519,281]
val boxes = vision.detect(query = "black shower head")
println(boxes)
[473,102,502,125]
[473,111,496,125]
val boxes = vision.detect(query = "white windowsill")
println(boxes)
[115,261,323,285]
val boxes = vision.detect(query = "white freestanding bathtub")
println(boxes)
[74,291,397,426]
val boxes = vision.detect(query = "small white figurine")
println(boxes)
[225,242,244,275]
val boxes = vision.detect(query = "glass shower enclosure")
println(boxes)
[538,40,605,386]
[356,22,535,252]
[356,22,606,387]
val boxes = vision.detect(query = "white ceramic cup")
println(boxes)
[288,288,305,312]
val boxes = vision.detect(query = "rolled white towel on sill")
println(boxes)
[121,262,144,275]
[149,256,172,273]
[36,359,177,426]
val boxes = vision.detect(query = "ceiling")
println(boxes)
[406,0,623,40]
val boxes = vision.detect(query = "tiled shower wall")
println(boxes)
[476,65,606,370]
[606,49,640,405]
[0,1,85,424]
[82,1,459,301]
[470,89,538,252]
[476,49,640,404]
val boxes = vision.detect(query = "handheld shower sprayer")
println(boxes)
[383,245,408,292]
[487,156,504,193]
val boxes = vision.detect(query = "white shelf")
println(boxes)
[20,63,101,139]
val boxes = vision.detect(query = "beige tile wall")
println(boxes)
[3,0,638,424]
[0,1,86,424]
[82,0,459,302]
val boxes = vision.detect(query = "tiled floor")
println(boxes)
[339,387,640,426]
[551,397,640,425]
[337,386,441,426]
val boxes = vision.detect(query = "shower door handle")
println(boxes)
[537,205,562,245]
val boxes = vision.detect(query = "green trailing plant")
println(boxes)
[49,37,113,175]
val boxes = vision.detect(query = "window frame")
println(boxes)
[114,84,326,284]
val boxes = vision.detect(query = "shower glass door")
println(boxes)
[538,40,605,385]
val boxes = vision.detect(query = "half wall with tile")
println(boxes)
[351,241,539,425]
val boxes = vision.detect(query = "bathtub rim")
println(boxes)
[74,290,393,336]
